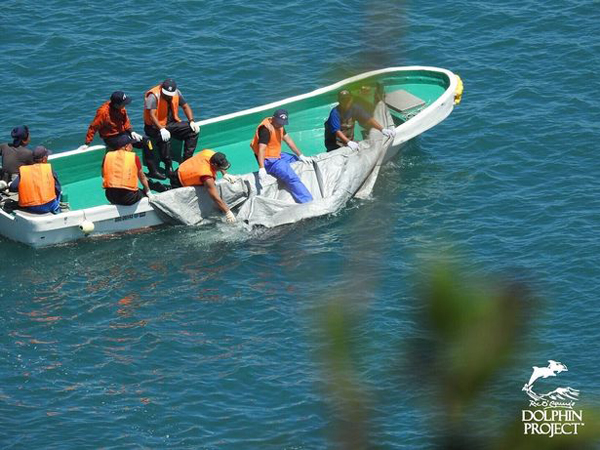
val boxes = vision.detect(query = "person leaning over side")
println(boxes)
[80,91,166,180]
[170,149,237,224]
[0,125,33,182]
[9,146,62,214]
[143,78,200,176]
[250,109,313,204]
[324,89,396,152]
[101,135,152,206]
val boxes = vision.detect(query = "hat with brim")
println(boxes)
[32,145,52,161]
[161,78,178,97]
[110,134,134,150]
[272,109,289,126]
[338,90,352,102]
[110,91,132,106]
[210,152,231,170]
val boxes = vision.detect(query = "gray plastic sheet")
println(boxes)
[149,102,395,227]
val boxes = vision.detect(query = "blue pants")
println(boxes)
[264,153,313,203]
[24,194,61,214]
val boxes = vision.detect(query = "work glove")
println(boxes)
[225,210,236,224]
[298,154,311,163]
[223,173,237,183]
[258,167,267,183]
[160,128,171,142]
[189,121,200,134]
[77,144,89,152]
[347,140,359,151]
[382,128,396,139]
[145,192,155,201]
[130,131,143,142]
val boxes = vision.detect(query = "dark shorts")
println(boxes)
[105,188,144,206]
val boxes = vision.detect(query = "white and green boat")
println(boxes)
[0,66,463,247]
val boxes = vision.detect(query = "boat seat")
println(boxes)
[385,90,426,121]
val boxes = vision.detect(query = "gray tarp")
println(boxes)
[149,102,395,227]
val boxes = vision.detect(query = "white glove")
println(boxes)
[0,180,7,192]
[223,173,237,183]
[382,128,396,139]
[258,167,267,182]
[347,140,359,151]
[130,131,143,142]
[77,144,89,152]
[146,192,155,201]
[189,121,200,134]
[225,210,236,224]
[298,154,311,163]
[160,128,171,142]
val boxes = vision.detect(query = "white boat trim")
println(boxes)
[3,66,458,247]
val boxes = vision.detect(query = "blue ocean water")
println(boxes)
[1,0,600,448]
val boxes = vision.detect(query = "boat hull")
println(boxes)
[0,66,459,247]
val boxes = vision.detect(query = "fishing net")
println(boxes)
[149,102,395,227]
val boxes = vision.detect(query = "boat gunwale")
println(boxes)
[49,66,456,161]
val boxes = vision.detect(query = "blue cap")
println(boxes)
[109,134,133,150]
[11,125,29,146]
[110,91,132,107]
[272,109,289,126]
[161,78,177,96]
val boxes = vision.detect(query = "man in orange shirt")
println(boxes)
[81,91,166,180]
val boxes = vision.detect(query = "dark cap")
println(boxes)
[272,109,289,126]
[210,152,231,170]
[110,91,132,107]
[109,134,134,150]
[32,145,51,161]
[11,125,29,146]
[338,90,352,101]
[161,78,177,97]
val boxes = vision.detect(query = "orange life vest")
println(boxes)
[18,163,56,207]
[143,84,181,127]
[250,117,283,159]
[102,150,138,191]
[178,149,217,186]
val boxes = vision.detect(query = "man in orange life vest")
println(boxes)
[143,78,200,176]
[9,146,62,214]
[250,109,313,203]
[81,91,166,180]
[170,149,237,223]
[101,135,152,206]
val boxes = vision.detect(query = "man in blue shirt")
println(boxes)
[324,90,395,152]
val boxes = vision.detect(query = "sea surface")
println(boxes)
[1,0,600,448]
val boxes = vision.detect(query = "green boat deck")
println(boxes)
[51,71,449,211]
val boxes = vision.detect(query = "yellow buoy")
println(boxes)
[454,75,464,105]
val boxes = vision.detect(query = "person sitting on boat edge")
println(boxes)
[324,90,395,152]
[0,125,34,182]
[143,78,200,177]
[250,109,313,204]
[80,91,166,180]
[9,146,62,214]
[170,149,237,224]
[101,135,152,206]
